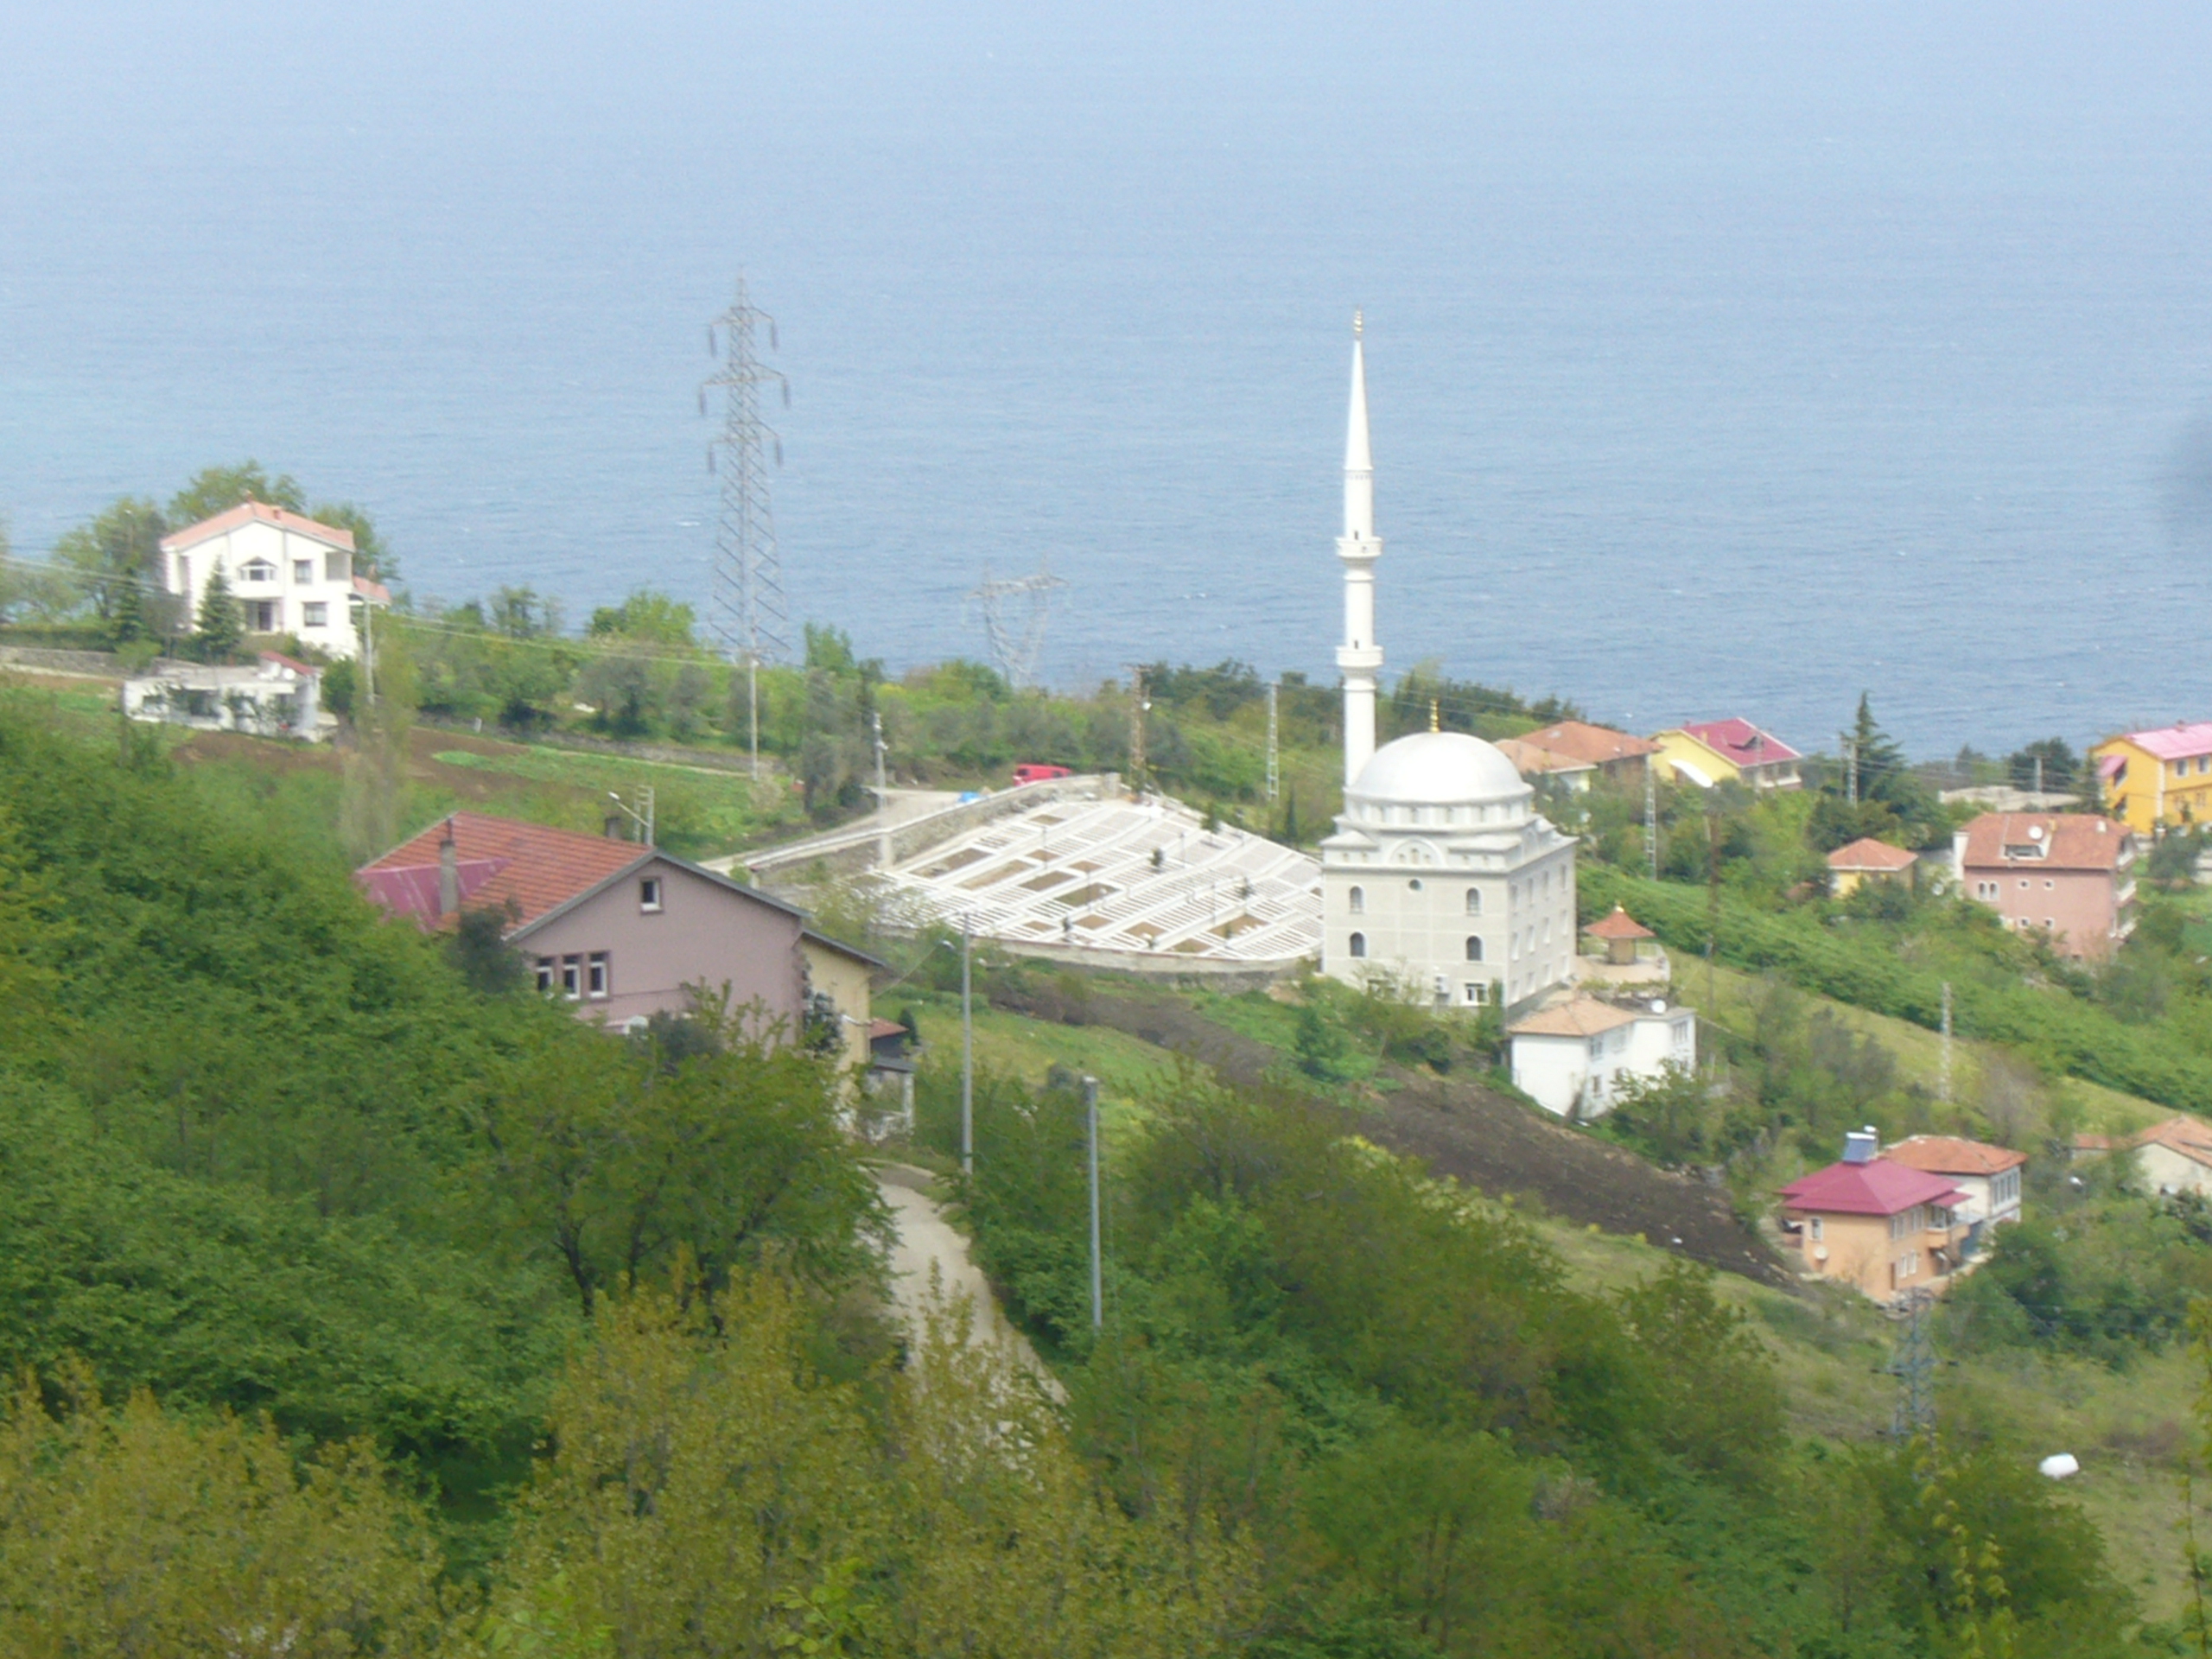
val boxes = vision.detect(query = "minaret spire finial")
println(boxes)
[1335,313,1383,786]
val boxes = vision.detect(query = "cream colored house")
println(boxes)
[160,502,389,659]
[1779,1135,1967,1301]
[801,931,882,1080]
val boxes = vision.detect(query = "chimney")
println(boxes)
[1842,1127,1879,1165]
[437,827,460,917]
[604,814,625,840]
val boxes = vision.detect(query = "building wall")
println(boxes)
[801,938,874,1077]
[1958,861,2125,959]
[166,520,363,658]
[516,857,804,1034]
[1324,839,1574,1012]
[1786,1206,1959,1300]
[2136,1143,2212,1198]
[1649,731,1733,788]
[2092,737,2212,835]
[1510,1008,1694,1118]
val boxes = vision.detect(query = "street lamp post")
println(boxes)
[1084,1073,1103,1333]
[960,915,974,1179]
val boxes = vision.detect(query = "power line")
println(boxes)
[966,559,1067,690]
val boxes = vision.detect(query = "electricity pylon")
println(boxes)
[702,273,789,776]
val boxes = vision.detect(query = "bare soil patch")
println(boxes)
[999,982,1791,1288]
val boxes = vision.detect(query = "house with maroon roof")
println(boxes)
[1650,718,1802,791]
[160,502,390,660]
[356,811,878,1039]
[1779,1129,1968,1300]
[1950,812,2136,959]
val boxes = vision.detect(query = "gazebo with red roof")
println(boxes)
[1582,905,1656,966]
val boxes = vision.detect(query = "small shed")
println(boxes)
[1582,905,1656,967]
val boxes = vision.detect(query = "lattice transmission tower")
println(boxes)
[967,559,1067,690]
[702,274,790,774]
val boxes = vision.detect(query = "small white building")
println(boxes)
[122,651,327,741]
[159,502,389,660]
[1507,994,1696,1119]
[2128,1116,2212,1198]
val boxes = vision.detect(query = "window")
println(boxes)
[292,559,314,584]
[1463,982,1486,1005]
[534,957,556,994]
[302,601,328,627]
[240,559,276,583]
[560,956,582,1000]
[639,876,664,912]
[2018,878,2030,889]
[587,952,609,998]
[1465,887,1481,915]
[1465,936,1484,962]
[2044,879,2054,890]
[1348,885,1365,914]
[175,556,190,591]
[1809,1217,1824,1243]
[246,601,279,632]
[1407,878,1423,892]
[1348,931,1367,958]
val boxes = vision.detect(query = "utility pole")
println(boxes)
[1126,666,1148,797]
[872,709,887,800]
[1939,981,1954,1105]
[1643,758,1659,880]
[360,594,376,712]
[1084,1074,1103,1333]
[1843,735,1859,805]
[702,274,790,780]
[959,915,974,1179]
[1707,804,1721,1011]
[606,786,656,846]
[1266,680,1280,804]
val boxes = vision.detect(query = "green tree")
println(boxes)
[588,588,696,646]
[192,566,244,662]
[2005,737,2078,796]
[0,1368,448,1656]
[51,497,165,624]
[168,460,304,526]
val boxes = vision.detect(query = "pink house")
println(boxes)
[1951,812,2136,960]
[357,812,873,1037]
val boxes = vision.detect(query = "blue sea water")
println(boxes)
[3,1,2211,757]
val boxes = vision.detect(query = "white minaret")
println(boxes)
[1336,310,1383,786]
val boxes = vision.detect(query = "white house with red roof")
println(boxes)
[1880,1135,2026,1252]
[1649,718,1802,791]
[1505,992,1696,1118]
[160,502,390,660]
[121,650,327,741]
[1779,1129,1968,1300]
[356,811,879,1040]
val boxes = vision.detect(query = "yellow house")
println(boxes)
[800,930,881,1081]
[2091,723,2212,835]
[1649,718,1802,791]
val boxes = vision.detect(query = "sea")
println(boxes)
[3,0,2211,758]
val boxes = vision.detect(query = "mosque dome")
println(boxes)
[1347,730,1529,808]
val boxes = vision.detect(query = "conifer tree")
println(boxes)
[193,568,244,663]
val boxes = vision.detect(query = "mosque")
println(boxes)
[1318,315,1578,1014]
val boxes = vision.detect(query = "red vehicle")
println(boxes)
[1012,763,1072,786]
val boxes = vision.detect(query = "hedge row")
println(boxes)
[1582,867,2212,1113]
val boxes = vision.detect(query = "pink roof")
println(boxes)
[161,500,357,554]
[1680,718,1802,766]
[2113,722,2212,763]
[2098,754,2125,779]
[1779,1159,1965,1217]
[1882,1135,2027,1178]
[257,650,319,677]
[353,574,391,605]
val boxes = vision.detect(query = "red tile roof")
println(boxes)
[1826,836,1917,872]
[357,812,649,932]
[161,500,357,553]
[1584,905,1655,941]
[1957,813,2133,874]
[1680,718,1802,766]
[1779,1160,1964,1217]
[1880,1135,2026,1178]
[2134,1116,2212,1170]
[2110,722,2212,763]
[1495,736,1594,776]
[1508,996,1641,1038]
[1521,720,1661,766]
[257,650,319,677]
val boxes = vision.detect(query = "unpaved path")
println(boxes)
[874,1163,1056,1376]
[996,984,1792,1289]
